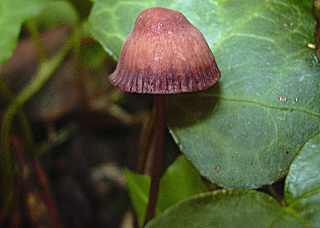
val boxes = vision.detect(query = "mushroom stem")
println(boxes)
[144,95,166,225]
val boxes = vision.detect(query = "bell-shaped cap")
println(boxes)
[109,7,220,94]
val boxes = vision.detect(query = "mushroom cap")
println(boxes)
[109,7,220,94]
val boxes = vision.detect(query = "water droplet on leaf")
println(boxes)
[278,96,287,102]
[214,165,221,173]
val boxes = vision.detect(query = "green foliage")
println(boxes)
[145,134,320,227]
[125,156,207,226]
[0,0,319,226]
[0,0,48,64]
[0,0,78,64]
[35,1,79,28]
[89,0,320,188]
[146,190,304,228]
[285,134,320,227]
[0,0,78,212]
[125,169,150,226]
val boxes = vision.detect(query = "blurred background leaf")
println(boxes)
[35,1,79,29]
[0,0,49,64]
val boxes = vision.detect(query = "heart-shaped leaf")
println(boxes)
[285,134,320,227]
[89,0,320,188]
[147,144,320,228]
[145,135,320,228]
[146,190,304,228]
[144,141,320,228]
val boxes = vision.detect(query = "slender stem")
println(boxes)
[9,169,21,228]
[12,137,63,228]
[0,36,73,214]
[0,211,3,225]
[314,0,320,60]
[137,109,156,173]
[0,80,34,152]
[316,21,320,61]
[9,208,20,228]
[13,137,39,228]
[144,95,166,225]
[32,160,63,228]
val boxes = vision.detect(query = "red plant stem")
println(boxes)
[137,109,156,173]
[12,137,40,228]
[0,210,3,225]
[144,95,166,225]
[9,208,21,228]
[10,177,22,228]
[32,160,63,228]
[316,21,320,60]
[12,137,62,228]
[315,0,320,60]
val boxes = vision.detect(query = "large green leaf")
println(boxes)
[146,190,304,228]
[0,0,49,64]
[285,134,320,227]
[125,156,207,226]
[146,149,320,228]
[89,0,320,188]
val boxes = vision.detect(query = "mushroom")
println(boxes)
[109,7,220,223]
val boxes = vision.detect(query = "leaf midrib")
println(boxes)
[203,94,320,118]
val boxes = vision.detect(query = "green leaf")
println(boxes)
[80,41,108,70]
[285,134,320,227]
[89,0,320,188]
[0,0,49,64]
[146,190,304,228]
[125,156,208,226]
[125,169,150,226]
[158,156,208,211]
[35,1,79,28]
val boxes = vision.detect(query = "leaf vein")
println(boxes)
[206,94,320,118]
